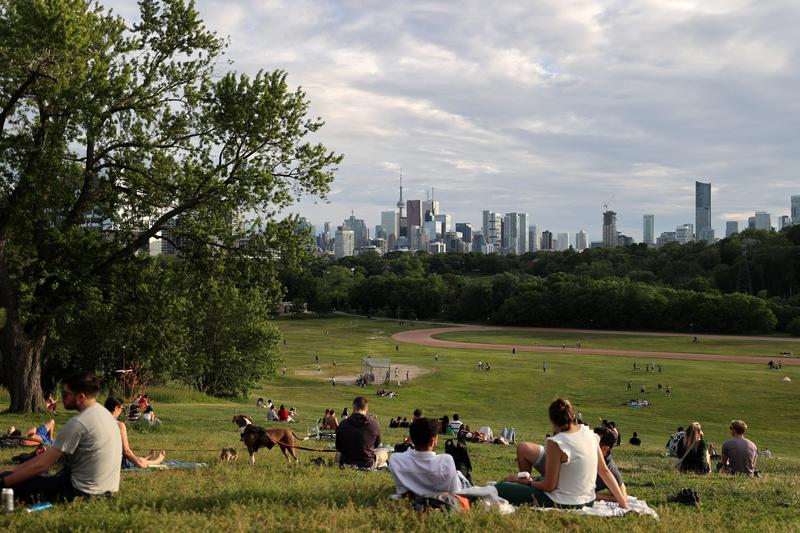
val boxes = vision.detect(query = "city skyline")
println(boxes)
[104,1,800,240]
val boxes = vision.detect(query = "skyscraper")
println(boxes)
[541,230,553,250]
[334,226,354,258]
[557,232,570,251]
[602,210,617,247]
[575,230,587,251]
[792,195,800,225]
[406,200,422,230]
[695,181,714,242]
[380,210,398,239]
[643,214,655,245]
[778,215,791,230]
[676,224,693,244]
[455,223,473,243]
[753,211,771,231]
[529,224,539,252]
[482,210,502,246]
[344,214,369,249]
[725,221,739,237]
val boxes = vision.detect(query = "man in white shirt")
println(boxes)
[389,418,464,497]
[449,414,463,432]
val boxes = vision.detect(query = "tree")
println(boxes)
[0,0,341,411]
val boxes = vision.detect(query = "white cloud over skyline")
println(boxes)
[108,0,800,240]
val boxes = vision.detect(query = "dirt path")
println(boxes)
[392,326,800,366]
[295,363,434,384]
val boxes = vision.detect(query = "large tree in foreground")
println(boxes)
[0,0,341,411]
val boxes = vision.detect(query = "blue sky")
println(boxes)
[107,1,800,241]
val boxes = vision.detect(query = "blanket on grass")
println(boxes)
[127,461,208,471]
[534,496,659,519]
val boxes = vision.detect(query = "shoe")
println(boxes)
[668,488,700,506]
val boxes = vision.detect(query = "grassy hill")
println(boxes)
[1,316,798,532]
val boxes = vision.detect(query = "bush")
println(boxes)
[788,317,800,337]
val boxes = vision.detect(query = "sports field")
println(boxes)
[1,316,799,532]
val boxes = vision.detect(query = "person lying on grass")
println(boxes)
[5,418,55,446]
[104,397,166,469]
[0,371,122,503]
[496,398,627,509]
[389,418,469,498]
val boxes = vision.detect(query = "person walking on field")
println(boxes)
[627,381,632,392]
[640,384,646,395]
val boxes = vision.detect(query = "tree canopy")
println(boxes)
[0,0,341,411]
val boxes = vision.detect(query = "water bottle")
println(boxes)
[1,488,13,512]
[26,502,53,512]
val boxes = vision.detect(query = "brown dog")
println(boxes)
[232,415,309,465]
[220,447,238,462]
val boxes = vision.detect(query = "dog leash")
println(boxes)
[264,433,338,453]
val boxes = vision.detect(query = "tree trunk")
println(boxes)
[1,319,46,413]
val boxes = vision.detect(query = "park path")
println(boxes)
[392,325,800,366]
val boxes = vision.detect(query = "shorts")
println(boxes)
[35,424,53,446]
[495,482,594,509]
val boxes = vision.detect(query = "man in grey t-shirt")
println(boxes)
[719,419,758,476]
[0,371,122,503]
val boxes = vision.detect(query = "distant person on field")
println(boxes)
[389,418,467,497]
[46,394,58,415]
[449,414,463,433]
[0,372,122,503]
[413,408,423,421]
[496,398,627,509]
[676,422,710,474]
[104,397,166,468]
[719,419,758,476]
[335,397,388,469]
[256,398,267,409]
[267,405,278,422]
[142,406,161,425]
[629,432,641,446]
[665,426,686,457]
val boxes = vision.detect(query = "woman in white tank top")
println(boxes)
[496,398,628,509]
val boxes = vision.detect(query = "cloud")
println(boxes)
[104,0,800,241]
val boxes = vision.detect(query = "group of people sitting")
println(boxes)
[127,394,160,425]
[375,389,398,398]
[0,372,167,504]
[665,421,761,476]
[321,409,343,430]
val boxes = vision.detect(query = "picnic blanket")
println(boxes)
[534,496,659,519]
[126,461,208,472]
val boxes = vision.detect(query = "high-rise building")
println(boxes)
[792,195,800,225]
[695,181,714,243]
[434,213,452,237]
[778,215,791,230]
[753,211,771,231]
[676,224,694,244]
[529,224,539,252]
[541,230,553,250]
[518,213,529,253]
[557,232,570,251]
[643,214,655,246]
[575,230,587,251]
[344,214,369,249]
[501,212,529,254]
[602,210,617,247]
[334,226,354,258]
[455,223,473,243]
[482,210,502,247]
[725,221,739,237]
[406,200,422,231]
[381,210,398,239]
[656,231,677,247]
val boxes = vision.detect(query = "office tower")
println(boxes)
[334,226,354,258]
[482,210,502,246]
[643,215,655,246]
[502,213,519,254]
[725,221,739,237]
[753,211,771,231]
[434,213,452,237]
[541,230,553,250]
[423,218,438,241]
[529,224,539,252]
[518,213,529,253]
[406,200,422,230]
[555,232,569,251]
[602,210,617,247]
[656,232,677,247]
[381,210,398,239]
[778,215,790,230]
[676,224,694,244]
[422,194,439,219]
[576,230,587,251]
[695,181,714,242]
[455,223,473,243]
[344,214,369,249]
[792,195,800,225]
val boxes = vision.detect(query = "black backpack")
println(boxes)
[445,438,473,484]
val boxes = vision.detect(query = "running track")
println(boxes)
[392,326,800,366]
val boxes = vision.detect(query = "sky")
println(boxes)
[106,0,800,242]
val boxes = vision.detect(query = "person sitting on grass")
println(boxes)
[335,396,388,469]
[46,394,58,415]
[665,426,685,457]
[449,414,463,433]
[322,409,339,430]
[629,432,642,446]
[103,397,166,469]
[719,419,758,476]
[142,405,161,425]
[496,398,627,509]
[278,404,290,422]
[676,422,711,474]
[267,405,278,422]
[389,418,467,498]
[0,371,122,503]
[256,398,267,409]
[593,427,629,503]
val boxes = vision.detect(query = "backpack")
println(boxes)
[666,431,685,457]
[413,493,470,513]
[445,438,473,484]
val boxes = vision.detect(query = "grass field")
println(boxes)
[1,316,799,532]
[432,330,800,358]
